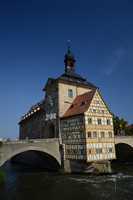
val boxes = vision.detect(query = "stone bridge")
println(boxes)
[0,138,61,167]
[115,136,133,148]
[0,136,133,168]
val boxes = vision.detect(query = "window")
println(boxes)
[88,118,92,124]
[108,148,113,153]
[95,100,100,104]
[93,132,97,138]
[107,119,111,125]
[101,132,105,138]
[96,148,102,154]
[93,109,96,113]
[68,89,73,98]
[97,119,102,125]
[87,132,91,138]
[80,149,85,155]
[88,149,92,154]
[108,132,113,138]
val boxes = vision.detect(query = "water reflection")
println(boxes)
[0,162,133,200]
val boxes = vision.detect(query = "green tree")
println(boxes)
[113,115,121,135]
[113,115,128,136]
[126,124,133,136]
[119,118,128,135]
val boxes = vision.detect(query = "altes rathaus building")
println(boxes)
[19,47,116,171]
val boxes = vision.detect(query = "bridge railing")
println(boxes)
[2,138,60,145]
[2,136,133,145]
[115,136,133,139]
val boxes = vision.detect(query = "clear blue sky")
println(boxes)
[0,0,133,138]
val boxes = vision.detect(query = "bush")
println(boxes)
[0,170,5,185]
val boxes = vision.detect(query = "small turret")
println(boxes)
[64,43,76,74]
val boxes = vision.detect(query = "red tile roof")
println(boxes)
[63,89,96,118]
[128,124,133,129]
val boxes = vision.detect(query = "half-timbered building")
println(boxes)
[19,47,116,171]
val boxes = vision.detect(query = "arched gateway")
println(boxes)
[0,139,61,167]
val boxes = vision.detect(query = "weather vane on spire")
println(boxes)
[67,40,71,50]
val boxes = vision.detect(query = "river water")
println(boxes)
[0,163,133,200]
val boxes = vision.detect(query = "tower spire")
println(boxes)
[64,41,76,74]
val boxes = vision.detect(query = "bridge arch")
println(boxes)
[115,143,133,162]
[0,146,61,170]
[115,136,133,148]
[0,139,61,168]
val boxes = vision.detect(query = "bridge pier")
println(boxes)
[63,160,112,174]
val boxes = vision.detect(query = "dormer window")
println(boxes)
[68,89,73,98]
[81,101,85,106]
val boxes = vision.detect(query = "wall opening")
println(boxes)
[49,123,55,138]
